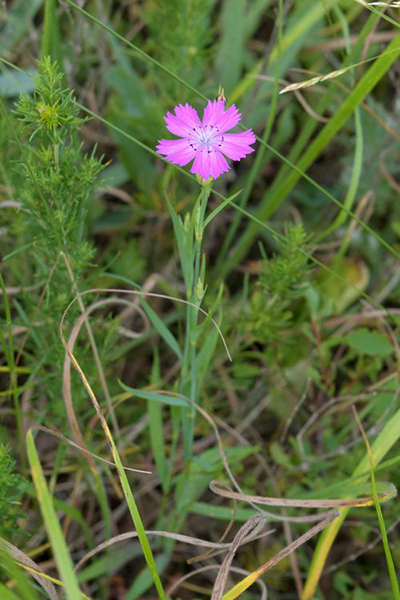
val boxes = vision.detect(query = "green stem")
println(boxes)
[180,181,212,459]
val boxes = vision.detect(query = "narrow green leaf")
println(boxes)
[41,0,64,74]
[303,405,400,599]
[165,194,193,292]
[26,430,83,600]
[139,298,182,360]
[119,381,188,407]
[148,349,168,490]
[215,0,247,94]
[203,189,243,230]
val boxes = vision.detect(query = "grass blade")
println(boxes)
[353,408,400,599]
[26,429,83,600]
[302,404,400,600]
[225,33,400,275]
[41,0,64,74]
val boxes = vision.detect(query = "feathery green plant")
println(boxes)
[4,57,104,420]
[0,445,26,541]
[245,225,311,350]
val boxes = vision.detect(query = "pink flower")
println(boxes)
[156,100,256,180]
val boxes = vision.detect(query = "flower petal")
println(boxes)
[210,150,231,179]
[217,129,256,161]
[190,147,230,180]
[202,100,241,133]
[156,138,197,167]
[164,103,201,138]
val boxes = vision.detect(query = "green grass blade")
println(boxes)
[148,350,169,491]
[0,544,40,600]
[0,585,21,600]
[353,409,400,599]
[0,271,24,468]
[215,0,247,94]
[202,189,243,230]
[243,7,382,241]
[26,430,83,600]
[41,0,64,74]
[139,298,182,361]
[225,33,400,275]
[316,106,363,242]
[302,404,400,600]
[119,382,187,407]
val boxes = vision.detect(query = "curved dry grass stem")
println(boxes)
[60,254,121,441]
[0,538,59,600]
[62,296,149,470]
[211,514,267,600]
[223,512,340,600]
[75,526,273,572]
[61,287,231,360]
[210,480,396,509]
[160,391,345,523]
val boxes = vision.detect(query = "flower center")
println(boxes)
[192,124,219,147]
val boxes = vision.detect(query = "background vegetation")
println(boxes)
[0,1,399,599]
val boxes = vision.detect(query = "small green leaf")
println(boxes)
[270,441,293,469]
[345,328,394,357]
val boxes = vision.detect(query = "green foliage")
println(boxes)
[0,445,26,540]
[1,3,399,599]
[13,57,102,272]
[1,58,109,423]
[143,0,217,98]
[244,225,311,349]
[345,327,394,358]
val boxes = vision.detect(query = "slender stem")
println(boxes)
[180,182,212,459]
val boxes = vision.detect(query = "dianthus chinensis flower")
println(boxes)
[156,100,256,180]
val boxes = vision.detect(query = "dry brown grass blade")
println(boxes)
[61,254,121,440]
[75,526,273,572]
[62,296,149,471]
[0,538,59,599]
[222,511,340,600]
[210,480,396,509]
[61,287,231,360]
[211,514,267,600]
